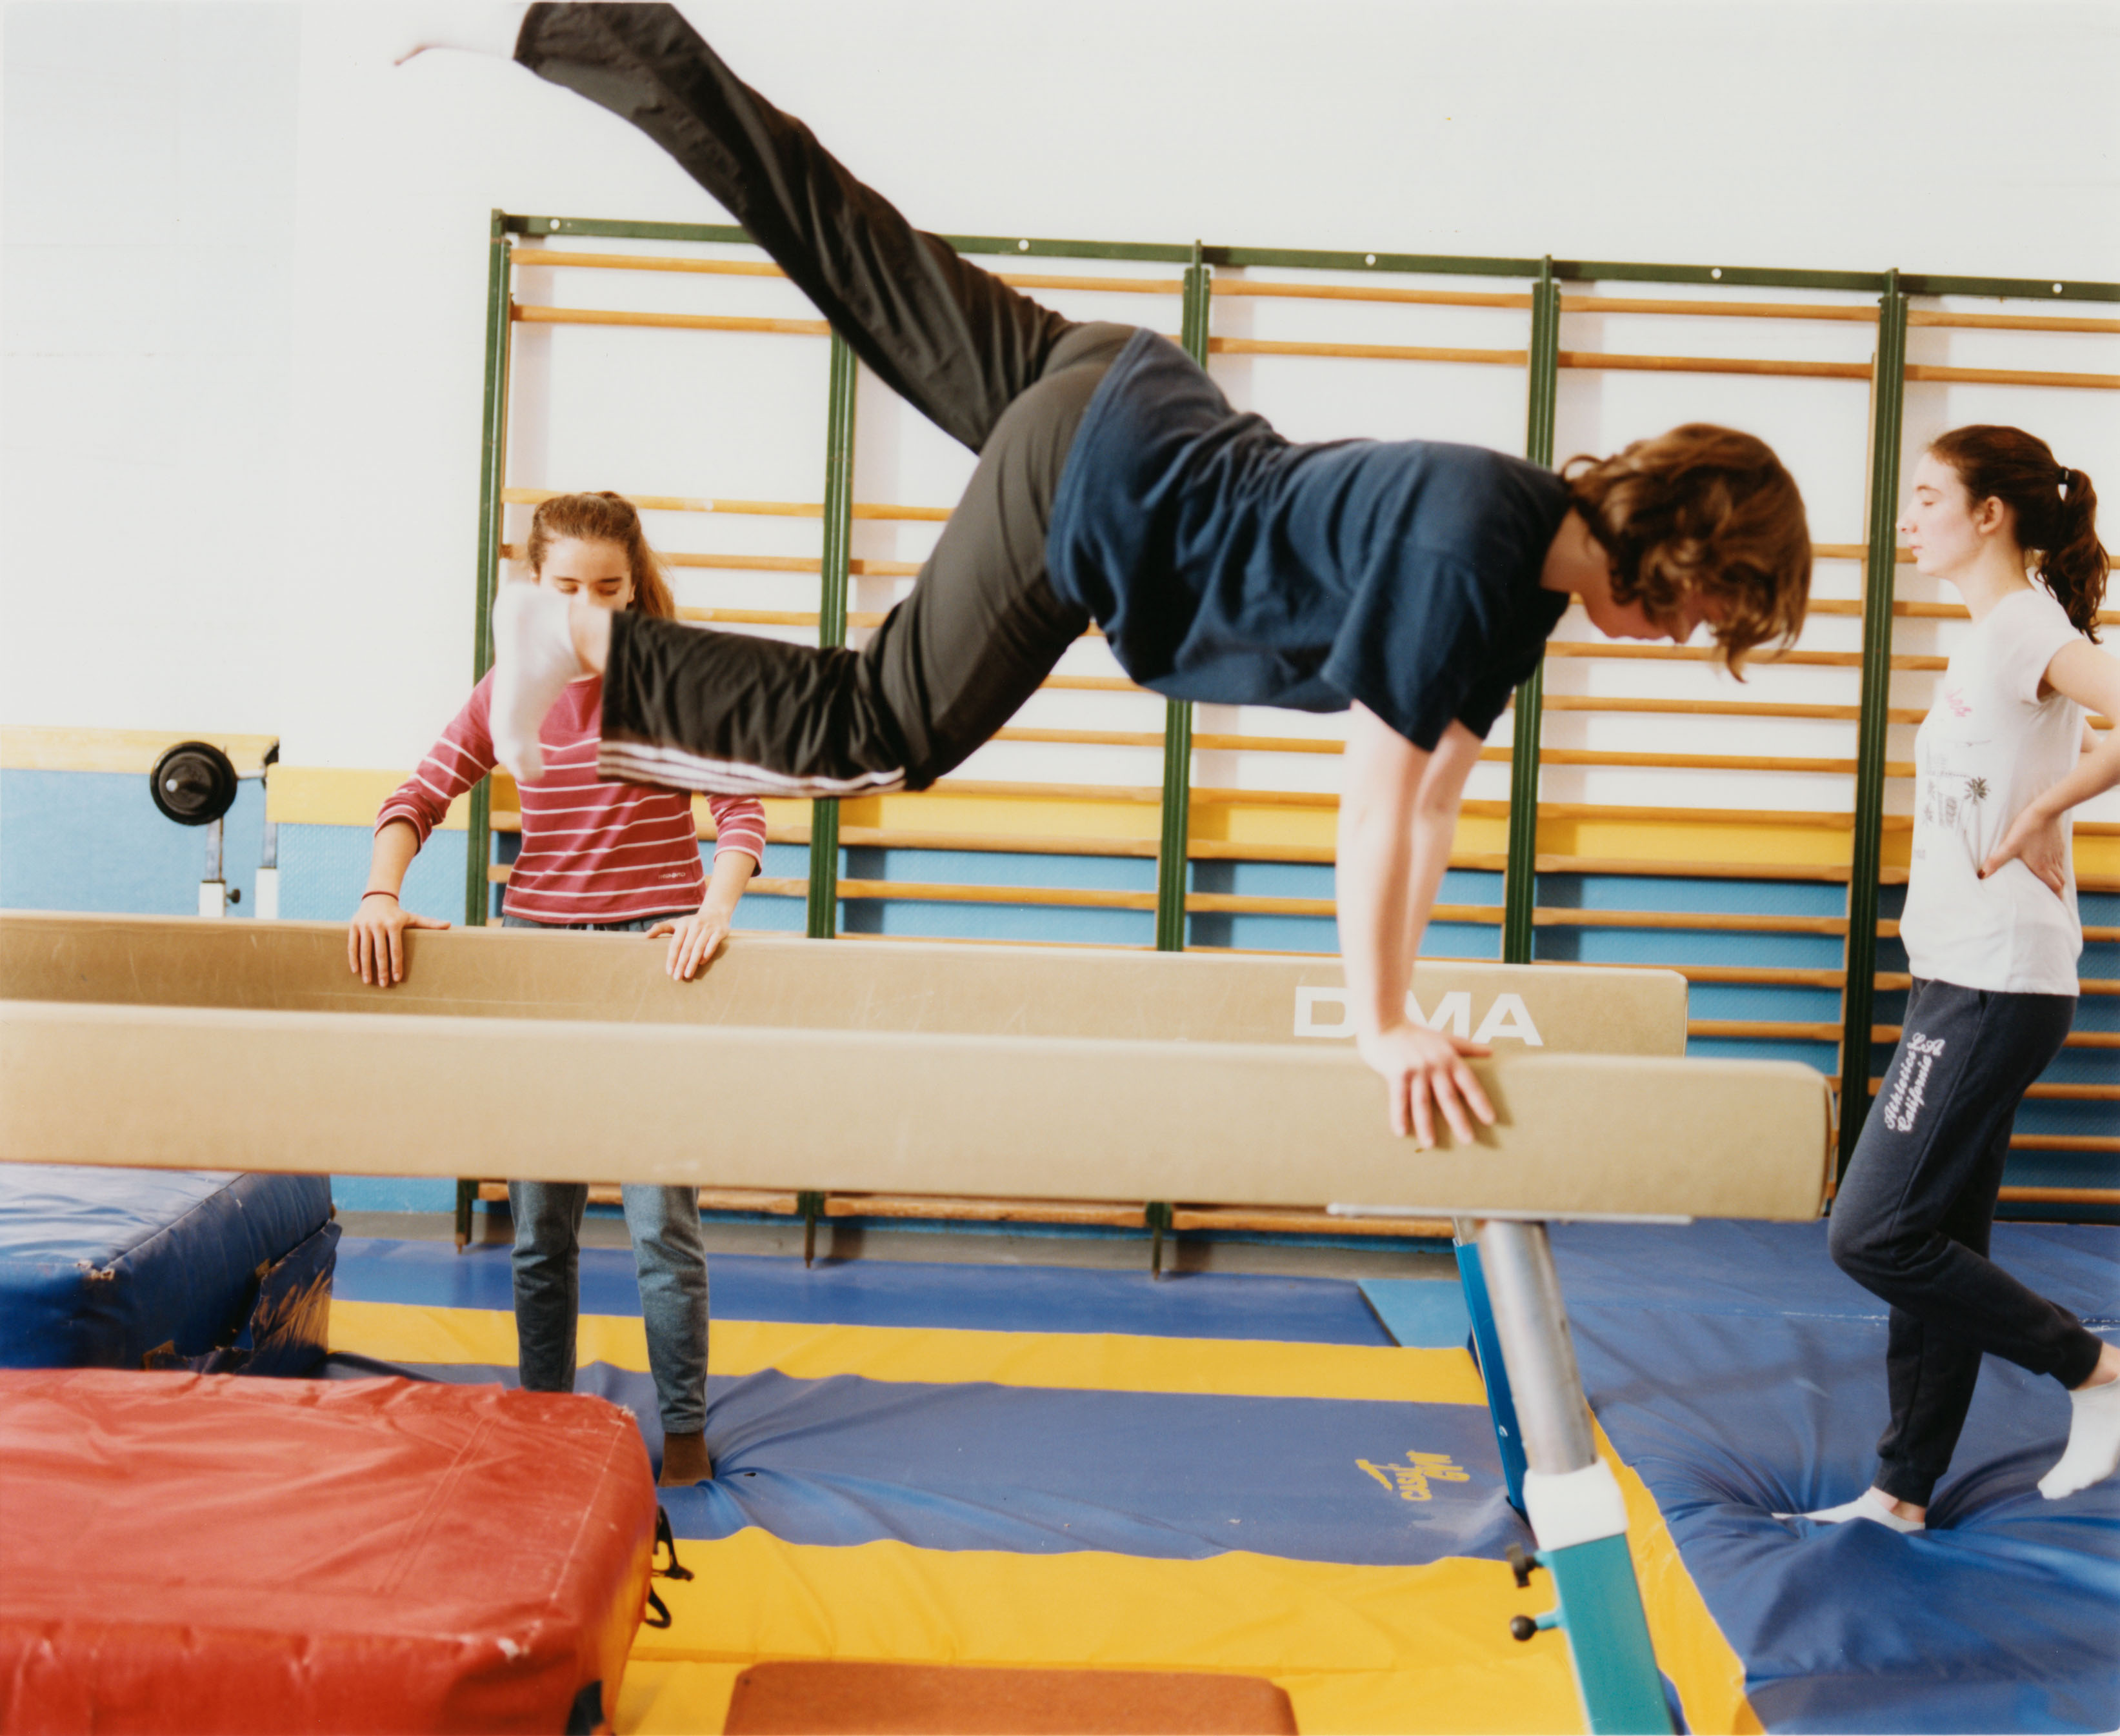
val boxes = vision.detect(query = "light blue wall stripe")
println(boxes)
[1,770,265,915]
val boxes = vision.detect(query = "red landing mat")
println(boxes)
[0,1370,657,1734]
[722,1661,1299,1735]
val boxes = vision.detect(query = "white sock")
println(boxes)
[1773,1487,1925,1533]
[490,583,580,784]
[390,3,531,66]
[2038,1375,2120,1501]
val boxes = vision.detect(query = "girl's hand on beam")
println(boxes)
[346,895,450,987]
[650,906,734,981]
[1357,1022,1495,1146]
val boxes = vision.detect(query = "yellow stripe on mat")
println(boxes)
[1597,1417,1761,1735]
[619,1533,1585,1736]
[612,1448,1761,1736]
[332,1302,1752,1731]
[329,1299,1487,1404]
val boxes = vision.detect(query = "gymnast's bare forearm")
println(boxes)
[1336,709,1495,1142]
[1402,728,1483,974]
[1336,706,1423,1041]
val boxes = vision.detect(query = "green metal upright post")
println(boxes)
[1838,274,1908,1178]
[1502,260,1561,965]
[1469,277,1560,1503]
[465,212,514,932]
[807,334,858,939]
[454,214,516,1253]
[1154,246,1210,953]
[1474,260,1557,1495]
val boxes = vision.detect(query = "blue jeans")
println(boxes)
[503,912,709,1433]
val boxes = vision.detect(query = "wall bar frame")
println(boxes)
[1839,275,1911,1173]
[806,333,859,939]
[461,210,2120,1218]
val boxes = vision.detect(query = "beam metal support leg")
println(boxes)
[1146,1201,1172,1280]
[799,1190,826,1268]
[1480,1219,1672,1736]
[1454,1218,1528,1513]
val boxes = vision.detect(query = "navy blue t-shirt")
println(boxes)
[1046,330,1572,750]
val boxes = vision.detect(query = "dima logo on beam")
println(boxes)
[1292,987,1543,1046]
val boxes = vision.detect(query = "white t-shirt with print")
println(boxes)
[1899,586,2086,996]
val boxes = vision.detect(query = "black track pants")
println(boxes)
[515,4,1135,795]
[1830,977,2099,1505]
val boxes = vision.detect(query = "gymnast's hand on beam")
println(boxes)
[347,894,450,988]
[1357,1022,1495,1147]
[649,906,734,982]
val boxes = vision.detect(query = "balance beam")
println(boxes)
[0,911,1826,1733]
[0,913,1828,1222]
[1,911,1688,1052]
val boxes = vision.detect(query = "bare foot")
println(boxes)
[490,582,583,783]
[659,1429,714,1487]
[570,598,613,675]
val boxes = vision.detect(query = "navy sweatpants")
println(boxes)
[1830,976,2101,1504]
[514,3,1132,799]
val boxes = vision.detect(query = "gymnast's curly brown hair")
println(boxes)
[1564,424,1811,673]
[523,491,678,621]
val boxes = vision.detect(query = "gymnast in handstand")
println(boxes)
[404,4,1813,1143]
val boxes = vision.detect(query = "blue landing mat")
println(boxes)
[0,1166,334,1372]
[324,1354,1522,1567]
[1359,1277,1474,1348]
[1554,1221,2120,1736]
[332,1238,1392,1345]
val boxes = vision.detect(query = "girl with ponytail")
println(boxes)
[1789,427,2120,1535]
[1928,424,2108,639]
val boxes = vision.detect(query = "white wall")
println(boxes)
[5,0,2118,776]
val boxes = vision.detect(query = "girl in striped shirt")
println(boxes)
[348,490,767,1486]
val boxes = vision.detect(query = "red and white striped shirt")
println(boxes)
[377,673,768,925]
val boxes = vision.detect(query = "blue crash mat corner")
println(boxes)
[0,1166,336,1373]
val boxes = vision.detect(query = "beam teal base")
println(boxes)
[1454,1235,1528,1513]
[1518,1534,1674,1735]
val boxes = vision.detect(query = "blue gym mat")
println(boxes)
[0,1166,336,1373]
[332,1237,1394,1344]
[1553,1221,2120,1736]
[1359,1277,1474,1348]
[331,1227,2119,1732]
[327,1353,1521,1566]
